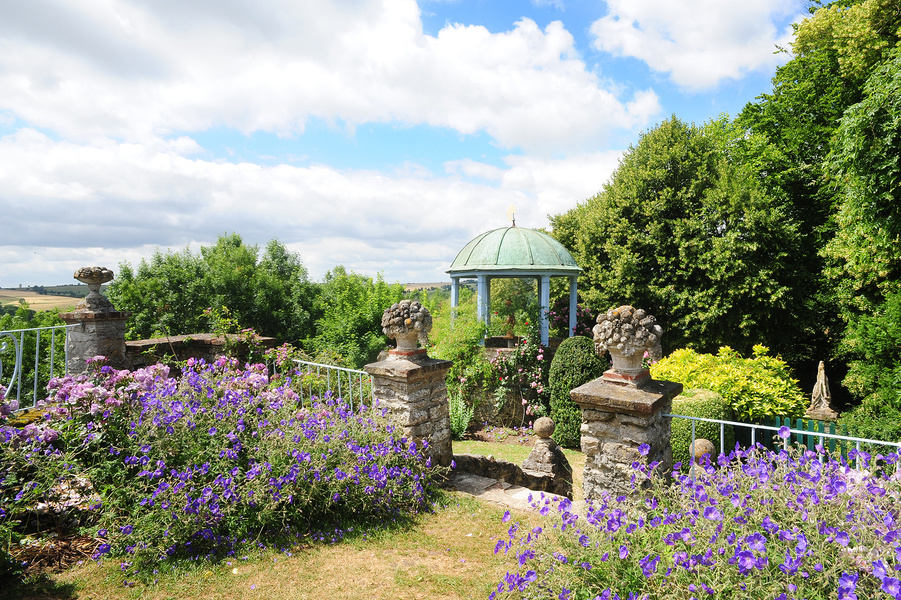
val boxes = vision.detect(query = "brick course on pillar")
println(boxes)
[364,350,453,467]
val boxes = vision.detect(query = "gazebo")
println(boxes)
[447,226,582,346]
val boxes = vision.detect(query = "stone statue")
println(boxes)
[381,300,432,352]
[805,361,838,421]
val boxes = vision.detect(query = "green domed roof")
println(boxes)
[447,227,581,275]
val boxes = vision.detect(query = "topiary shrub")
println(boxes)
[650,345,805,422]
[670,388,735,469]
[548,336,606,448]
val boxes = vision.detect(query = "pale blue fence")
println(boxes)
[667,412,901,475]
[290,359,373,411]
[1,324,75,410]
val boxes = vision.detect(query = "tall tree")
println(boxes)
[824,46,901,410]
[108,234,316,344]
[307,266,405,368]
[551,117,808,362]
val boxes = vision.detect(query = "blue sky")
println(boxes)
[0,0,805,288]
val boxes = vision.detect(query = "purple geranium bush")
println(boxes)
[493,439,901,600]
[0,356,443,575]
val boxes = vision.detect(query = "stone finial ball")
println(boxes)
[690,438,716,462]
[533,417,555,439]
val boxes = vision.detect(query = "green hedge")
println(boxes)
[670,389,735,468]
[651,345,805,422]
[548,336,606,448]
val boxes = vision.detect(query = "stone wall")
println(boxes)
[126,333,277,371]
[452,453,572,498]
[59,311,130,373]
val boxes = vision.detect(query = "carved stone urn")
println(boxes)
[380,300,433,357]
[73,266,115,312]
[592,305,664,387]
[607,348,646,375]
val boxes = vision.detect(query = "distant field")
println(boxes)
[404,282,451,291]
[0,290,80,311]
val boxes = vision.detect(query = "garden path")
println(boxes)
[444,470,566,512]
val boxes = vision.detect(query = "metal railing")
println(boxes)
[290,359,373,411]
[1,324,75,410]
[666,413,901,476]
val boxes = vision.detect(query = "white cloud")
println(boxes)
[0,0,657,152]
[0,131,620,287]
[591,0,802,89]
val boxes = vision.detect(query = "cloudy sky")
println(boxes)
[0,0,804,288]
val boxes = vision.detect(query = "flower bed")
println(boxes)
[1,357,443,576]
[492,438,901,599]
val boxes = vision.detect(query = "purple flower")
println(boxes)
[638,443,650,456]
[502,510,511,523]
[703,506,722,521]
[619,545,629,559]
[777,426,790,439]
[838,572,858,600]
[881,578,900,598]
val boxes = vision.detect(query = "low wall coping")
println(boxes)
[570,377,683,417]
[364,356,452,379]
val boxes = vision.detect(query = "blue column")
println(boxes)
[539,275,550,346]
[477,275,490,337]
[569,276,578,337]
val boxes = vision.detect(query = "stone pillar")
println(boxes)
[364,352,453,467]
[368,300,453,467]
[571,377,681,500]
[58,267,130,374]
[571,305,682,500]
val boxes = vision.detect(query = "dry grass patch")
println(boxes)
[0,290,78,312]
[7,493,534,600]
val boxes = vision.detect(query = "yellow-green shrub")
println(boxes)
[651,345,805,422]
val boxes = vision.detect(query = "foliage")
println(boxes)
[0,358,443,575]
[428,294,494,412]
[669,389,735,470]
[548,336,605,449]
[307,266,405,369]
[650,346,805,422]
[493,442,901,600]
[793,0,901,81]
[489,318,550,419]
[489,279,538,338]
[822,47,901,417]
[448,389,475,441]
[551,117,808,364]
[548,298,595,338]
[839,392,901,445]
[0,307,66,406]
[108,234,316,345]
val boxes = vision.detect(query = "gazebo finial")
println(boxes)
[506,204,516,227]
